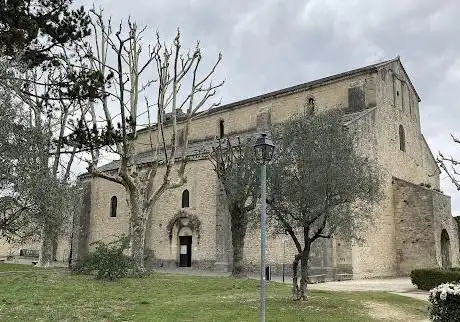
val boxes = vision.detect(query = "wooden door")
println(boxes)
[179,236,192,267]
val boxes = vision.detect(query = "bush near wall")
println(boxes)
[429,283,460,321]
[77,235,133,280]
[411,269,460,291]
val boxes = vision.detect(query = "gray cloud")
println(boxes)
[80,0,460,214]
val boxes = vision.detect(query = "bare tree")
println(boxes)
[72,10,223,273]
[438,135,460,191]
[209,137,259,276]
[267,110,382,300]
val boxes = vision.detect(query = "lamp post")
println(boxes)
[253,132,275,322]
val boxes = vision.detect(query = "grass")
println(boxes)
[0,263,38,272]
[0,263,428,321]
[0,262,65,272]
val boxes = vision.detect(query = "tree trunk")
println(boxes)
[52,232,58,261]
[129,188,147,274]
[230,210,247,277]
[299,242,311,300]
[38,223,53,267]
[292,253,302,300]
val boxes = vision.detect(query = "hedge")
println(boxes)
[411,269,460,291]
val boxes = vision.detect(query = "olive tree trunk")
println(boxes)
[230,211,247,276]
[292,241,311,301]
[38,223,53,267]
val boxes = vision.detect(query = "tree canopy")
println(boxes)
[209,137,259,276]
[268,110,382,300]
[0,0,90,67]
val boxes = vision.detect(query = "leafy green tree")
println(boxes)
[210,137,259,276]
[0,86,77,248]
[0,0,90,67]
[268,110,382,300]
[0,1,101,266]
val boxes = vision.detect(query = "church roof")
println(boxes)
[88,57,417,175]
[193,56,419,120]
[136,56,419,135]
[94,108,374,173]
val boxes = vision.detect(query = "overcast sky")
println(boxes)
[78,0,460,215]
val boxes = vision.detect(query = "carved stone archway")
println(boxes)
[166,210,202,268]
[166,210,201,244]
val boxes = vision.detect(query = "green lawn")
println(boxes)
[0,264,428,321]
[0,263,37,272]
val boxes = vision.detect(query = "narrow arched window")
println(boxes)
[399,125,406,152]
[110,196,117,217]
[182,189,190,208]
[219,120,225,138]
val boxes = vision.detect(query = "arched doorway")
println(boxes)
[441,229,451,268]
[178,226,192,267]
[166,210,202,268]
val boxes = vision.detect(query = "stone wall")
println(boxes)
[71,59,454,279]
[0,239,39,258]
[348,60,443,278]
[214,181,232,271]
[393,178,438,275]
[392,178,459,274]
[433,192,460,268]
[134,69,378,154]
[146,160,219,268]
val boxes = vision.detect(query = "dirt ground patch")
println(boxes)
[365,301,428,322]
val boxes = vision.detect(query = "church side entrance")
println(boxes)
[179,236,192,267]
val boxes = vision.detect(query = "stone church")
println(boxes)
[2,57,459,279]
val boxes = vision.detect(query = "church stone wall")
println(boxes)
[88,176,130,246]
[433,193,460,267]
[393,178,437,275]
[0,240,39,258]
[131,67,378,274]
[348,60,446,279]
[392,178,459,275]
[146,160,218,269]
[134,71,377,154]
[69,59,456,279]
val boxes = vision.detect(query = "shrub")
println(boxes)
[78,235,133,280]
[429,283,460,321]
[411,269,460,291]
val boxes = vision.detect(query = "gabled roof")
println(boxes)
[421,134,441,174]
[196,57,412,118]
[137,56,420,135]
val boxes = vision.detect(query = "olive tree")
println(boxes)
[268,110,382,300]
[0,0,102,266]
[209,137,259,276]
[0,85,77,250]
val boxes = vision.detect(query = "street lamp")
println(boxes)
[253,132,275,322]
